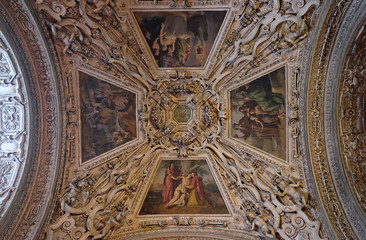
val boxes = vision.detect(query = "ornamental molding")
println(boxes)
[303,0,366,239]
[327,1,366,237]
[338,22,366,216]
[0,0,62,239]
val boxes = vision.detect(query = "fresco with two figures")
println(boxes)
[134,11,226,68]
[230,67,287,160]
[139,159,228,215]
[79,72,137,162]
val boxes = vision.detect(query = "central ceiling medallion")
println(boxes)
[145,74,220,157]
[173,104,192,123]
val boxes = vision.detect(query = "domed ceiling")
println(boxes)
[0,0,365,239]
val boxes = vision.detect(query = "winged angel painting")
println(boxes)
[79,72,137,162]
[134,11,226,68]
[230,67,286,159]
[139,160,228,215]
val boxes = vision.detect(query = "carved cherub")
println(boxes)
[87,0,114,14]
[272,173,309,206]
[94,216,119,239]
[51,24,75,54]
[241,201,276,238]
[279,17,309,49]
[278,181,309,206]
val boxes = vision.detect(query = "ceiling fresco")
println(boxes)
[34,0,324,239]
[139,158,229,215]
[1,0,366,239]
[4,0,366,239]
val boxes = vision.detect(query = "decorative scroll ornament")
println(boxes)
[211,0,319,88]
[339,23,366,214]
[36,0,154,89]
[0,32,28,217]
[209,147,323,239]
[46,139,325,239]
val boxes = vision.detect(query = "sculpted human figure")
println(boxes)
[276,180,309,206]
[87,0,114,14]
[50,24,76,54]
[243,202,275,238]
[249,212,275,238]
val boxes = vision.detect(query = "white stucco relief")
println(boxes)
[0,32,29,218]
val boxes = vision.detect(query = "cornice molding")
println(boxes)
[305,0,366,239]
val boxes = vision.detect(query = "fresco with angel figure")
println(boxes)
[139,159,228,215]
[79,72,137,163]
[230,67,287,160]
[133,10,226,68]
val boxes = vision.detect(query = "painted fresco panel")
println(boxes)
[230,67,286,159]
[139,159,228,215]
[134,11,226,68]
[79,72,137,162]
